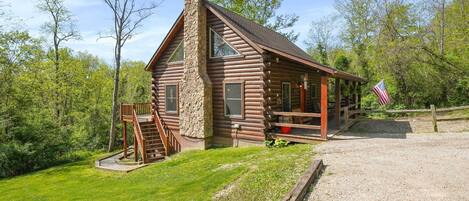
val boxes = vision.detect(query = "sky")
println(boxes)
[3,0,337,65]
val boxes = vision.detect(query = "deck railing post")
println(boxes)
[134,135,138,162]
[431,104,438,132]
[123,121,127,158]
[344,106,349,131]
[320,75,328,139]
[334,78,341,128]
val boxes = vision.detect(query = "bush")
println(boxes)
[265,139,289,148]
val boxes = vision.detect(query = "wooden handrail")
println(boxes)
[152,109,169,156]
[120,104,134,120]
[132,107,147,163]
[134,102,152,115]
[271,122,321,130]
[271,111,321,118]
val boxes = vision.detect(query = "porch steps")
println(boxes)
[139,121,166,162]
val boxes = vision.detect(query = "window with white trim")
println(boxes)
[210,29,240,58]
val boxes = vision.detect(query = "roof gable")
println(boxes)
[145,1,364,82]
[145,12,184,71]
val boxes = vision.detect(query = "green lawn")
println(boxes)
[0,144,315,201]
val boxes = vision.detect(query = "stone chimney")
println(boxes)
[180,0,213,148]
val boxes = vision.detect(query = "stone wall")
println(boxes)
[179,0,213,142]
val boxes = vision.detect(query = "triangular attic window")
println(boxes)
[168,41,184,63]
[210,29,240,58]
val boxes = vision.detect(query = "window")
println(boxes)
[224,82,244,117]
[310,84,318,99]
[210,29,240,58]
[168,41,184,63]
[282,82,291,112]
[165,84,178,113]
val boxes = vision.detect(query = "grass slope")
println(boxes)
[0,144,315,201]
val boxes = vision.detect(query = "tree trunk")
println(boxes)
[108,40,122,152]
[54,31,60,121]
[440,0,445,56]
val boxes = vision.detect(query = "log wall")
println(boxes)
[151,11,266,147]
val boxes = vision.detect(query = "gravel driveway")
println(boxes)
[307,132,469,201]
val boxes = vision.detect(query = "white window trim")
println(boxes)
[167,41,184,64]
[209,28,241,59]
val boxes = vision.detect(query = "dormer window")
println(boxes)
[209,28,240,58]
[168,41,184,63]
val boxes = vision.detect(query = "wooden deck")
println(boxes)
[269,116,346,144]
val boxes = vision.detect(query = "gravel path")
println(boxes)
[307,132,469,201]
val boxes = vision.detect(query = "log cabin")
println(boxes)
[119,0,365,163]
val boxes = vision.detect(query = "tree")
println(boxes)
[334,54,351,71]
[335,0,377,81]
[102,0,160,152]
[211,0,299,41]
[305,16,337,65]
[37,0,80,122]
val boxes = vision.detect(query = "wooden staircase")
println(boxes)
[139,121,166,162]
[121,103,180,164]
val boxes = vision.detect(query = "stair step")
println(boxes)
[147,154,165,161]
[145,143,164,149]
[141,126,156,130]
[146,147,165,152]
[146,139,162,143]
[143,136,160,140]
[142,130,158,134]
[145,139,163,146]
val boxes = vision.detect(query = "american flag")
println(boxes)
[372,80,391,105]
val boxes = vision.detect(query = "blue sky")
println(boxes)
[3,0,337,64]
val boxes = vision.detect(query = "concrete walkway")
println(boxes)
[95,149,147,172]
[307,132,469,201]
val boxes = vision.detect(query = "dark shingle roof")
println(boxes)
[205,2,340,72]
[146,1,364,82]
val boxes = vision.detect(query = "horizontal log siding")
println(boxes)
[207,12,266,142]
[150,11,266,146]
[266,58,321,126]
[152,28,184,137]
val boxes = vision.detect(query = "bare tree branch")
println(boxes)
[103,0,162,152]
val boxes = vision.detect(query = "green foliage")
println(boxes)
[0,30,149,177]
[210,0,299,41]
[0,145,314,201]
[307,0,469,109]
[334,54,351,71]
[265,139,289,148]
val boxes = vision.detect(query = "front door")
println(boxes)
[282,82,291,112]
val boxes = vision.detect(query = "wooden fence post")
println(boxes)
[430,105,438,132]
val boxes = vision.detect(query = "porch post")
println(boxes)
[300,83,305,124]
[354,82,358,109]
[345,80,350,107]
[320,75,328,139]
[334,78,341,127]
[358,83,362,110]
[123,121,127,158]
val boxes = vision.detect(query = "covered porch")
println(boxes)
[267,70,364,143]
